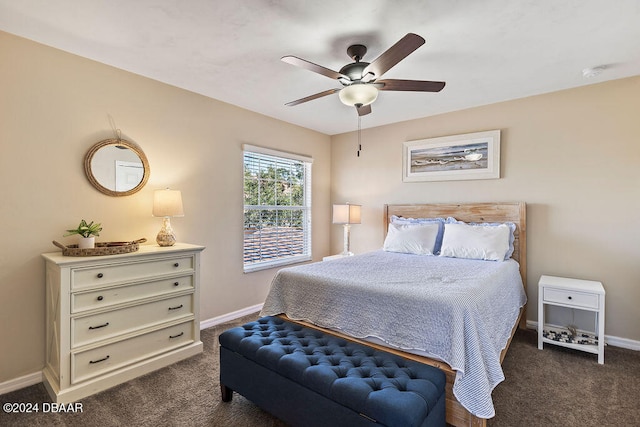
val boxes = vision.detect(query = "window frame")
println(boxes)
[242,144,312,272]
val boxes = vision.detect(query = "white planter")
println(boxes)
[78,236,95,249]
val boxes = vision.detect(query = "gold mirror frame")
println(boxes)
[84,138,150,197]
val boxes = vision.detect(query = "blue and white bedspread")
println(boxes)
[260,250,527,419]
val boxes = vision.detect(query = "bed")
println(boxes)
[261,202,527,427]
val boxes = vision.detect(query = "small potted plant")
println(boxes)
[64,219,102,249]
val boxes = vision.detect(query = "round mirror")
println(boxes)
[84,138,150,196]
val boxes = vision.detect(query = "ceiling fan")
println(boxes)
[282,33,446,116]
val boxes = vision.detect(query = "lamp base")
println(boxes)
[156,217,176,247]
[341,224,353,256]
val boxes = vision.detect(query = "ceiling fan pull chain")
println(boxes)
[357,115,362,157]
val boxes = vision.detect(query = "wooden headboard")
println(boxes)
[384,202,527,322]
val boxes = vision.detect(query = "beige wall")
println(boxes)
[330,75,640,343]
[2,28,639,386]
[0,31,331,383]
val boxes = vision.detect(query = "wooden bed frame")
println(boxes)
[281,202,527,427]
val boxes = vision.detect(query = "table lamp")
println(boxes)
[152,188,184,246]
[332,203,361,256]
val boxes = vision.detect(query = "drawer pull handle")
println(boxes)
[89,322,110,330]
[169,332,184,339]
[173,282,180,287]
[97,296,104,301]
[173,263,180,267]
[168,304,184,311]
[89,355,110,364]
[97,273,104,278]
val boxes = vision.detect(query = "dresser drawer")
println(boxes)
[71,256,194,290]
[71,321,194,384]
[72,275,194,313]
[543,287,599,309]
[72,294,193,347]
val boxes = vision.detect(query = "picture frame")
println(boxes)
[403,130,501,182]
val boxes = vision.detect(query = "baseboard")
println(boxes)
[200,303,263,330]
[526,320,640,351]
[0,371,43,396]
[606,335,640,351]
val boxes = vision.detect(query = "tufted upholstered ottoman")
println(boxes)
[219,316,446,427]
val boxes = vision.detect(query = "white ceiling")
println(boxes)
[1,0,639,135]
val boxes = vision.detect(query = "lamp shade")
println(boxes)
[152,189,184,217]
[338,84,378,107]
[332,204,361,224]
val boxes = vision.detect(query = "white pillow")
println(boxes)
[440,222,511,261]
[445,217,516,259]
[391,215,446,254]
[383,222,440,255]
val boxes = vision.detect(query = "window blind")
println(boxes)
[243,145,312,272]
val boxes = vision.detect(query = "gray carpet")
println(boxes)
[1,313,638,426]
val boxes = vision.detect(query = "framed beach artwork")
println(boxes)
[403,130,500,182]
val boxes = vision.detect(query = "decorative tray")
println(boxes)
[542,328,598,346]
[52,238,147,257]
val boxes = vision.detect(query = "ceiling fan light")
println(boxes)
[338,84,378,107]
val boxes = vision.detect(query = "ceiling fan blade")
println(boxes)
[377,79,446,92]
[361,33,425,82]
[281,56,349,80]
[356,104,372,116]
[285,88,340,106]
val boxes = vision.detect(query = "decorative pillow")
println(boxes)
[440,222,512,261]
[390,216,446,254]
[445,217,516,260]
[383,222,440,255]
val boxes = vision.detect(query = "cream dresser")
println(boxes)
[42,243,205,403]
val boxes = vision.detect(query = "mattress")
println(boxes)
[260,250,527,418]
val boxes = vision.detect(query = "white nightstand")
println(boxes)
[538,275,605,364]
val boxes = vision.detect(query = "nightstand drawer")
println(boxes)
[72,256,194,290]
[72,275,194,313]
[71,294,193,347]
[71,320,194,384]
[543,287,599,309]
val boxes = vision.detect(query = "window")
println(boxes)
[243,144,312,272]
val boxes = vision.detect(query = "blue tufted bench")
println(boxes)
[219,316,446,427]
